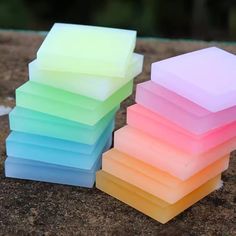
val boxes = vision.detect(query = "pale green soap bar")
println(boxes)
[37,23,137,77]
[29,53,143,101]
[9,106,117,145]
[16,81,133,125]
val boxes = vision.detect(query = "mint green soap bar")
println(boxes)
[37,23,137,77]
[9,106,117,145]
[16,81,132,125]
[29,53,143,101]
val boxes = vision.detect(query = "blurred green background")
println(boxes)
[0,0,236,41]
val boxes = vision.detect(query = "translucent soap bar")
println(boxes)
[102,148,229,203]
[96,171,221,223]
[136,81,236,135]
[114,126,236,180]
[16,80,132,125]
[6,121,113,169]
[37,23,137,77]
[10,106,117,144]
[29,53,143,101]
[5,134,112,187]
[127,104,236,154]
[151,47,236,112]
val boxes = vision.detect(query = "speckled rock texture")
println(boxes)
[0,31,235,236]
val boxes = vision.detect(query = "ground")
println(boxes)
[0,31,235,236]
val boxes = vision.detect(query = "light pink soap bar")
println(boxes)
[151,47,236,112]
[127,104,236,154]
[136,80,236,135]
[114,125,236,180]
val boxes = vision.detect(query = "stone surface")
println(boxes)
[0,31,235,235]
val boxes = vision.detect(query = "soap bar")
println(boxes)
[37,23,136,77]
[6,121,113,169]
[136,81,236,135]
[10,106,117,144]
[5,136,112,187]
[16,80,132,125]
[102,148,229,203]
[114,126,236,180]
[151,47,236,112]
[127,104,236,154]
[29,53,143,101]
[96,171,221,224]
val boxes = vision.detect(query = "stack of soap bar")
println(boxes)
[96,47,235,223]
[5,23,143,187]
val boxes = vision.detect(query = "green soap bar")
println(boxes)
[29,53,143,101]
[16,80,132,125]
[37,23,137,77]
[9,106,117,145]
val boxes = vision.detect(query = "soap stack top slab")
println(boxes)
[37,23,137,77]
[151,47,236,112]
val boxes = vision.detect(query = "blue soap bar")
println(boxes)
[5,135,112,187]
[6,121,114,169]
[9,106,117,144]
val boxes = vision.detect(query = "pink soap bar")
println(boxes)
[102,148,229,203]
[136,80,236,135]
[151,47,236,112]
[127,104,236,154]
[114,125,236,180]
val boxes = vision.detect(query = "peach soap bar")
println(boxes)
[151,47,236,112]
[127,104,236,154]
[102,148,229,203]
[114,126,236,180]
[96,171,222,224]
[136,81,236,135]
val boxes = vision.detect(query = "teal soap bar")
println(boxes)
[9,106,117,144]
[6,121,114,169]
[29,53,143,101]
[37,23,137,77]
[16,80,132,125]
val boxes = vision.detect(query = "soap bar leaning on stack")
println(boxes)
[5,23,143,187]
[96,47,235,222]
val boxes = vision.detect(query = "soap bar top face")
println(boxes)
[151,47,236,112]
[37,23,137,77]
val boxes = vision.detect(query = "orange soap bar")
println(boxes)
[114,125,236,180]
[96,171,222,224]
[127,104,236,154]
[102,148,229,203]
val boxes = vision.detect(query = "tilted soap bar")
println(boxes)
[151,47,236,112]
[127,104,236,154]
[29,53,143,101]
[6,121,113,169]
[96,171,222,224]
[102,148,229,203]
[136,81,236,135]
[114,126,236,180]
[9,106,117,144]
[37,23,137,77]
[16,80,132,125]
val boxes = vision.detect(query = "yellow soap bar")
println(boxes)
[102,148,229,203]
[96,171,221,224]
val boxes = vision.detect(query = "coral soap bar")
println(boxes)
[37,23,137,77]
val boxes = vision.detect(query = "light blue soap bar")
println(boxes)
[6,121,114,169]
[10,106,117,144]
